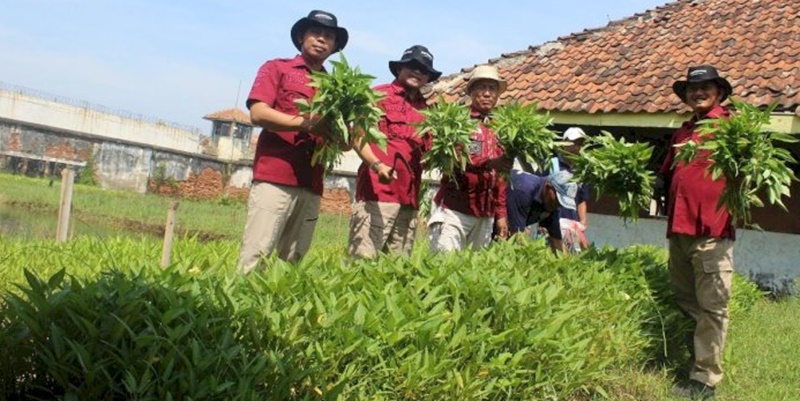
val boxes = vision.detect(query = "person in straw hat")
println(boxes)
[237,10,348,273]
[656,65,735,400]
[428,65,512,252]
[349,45,442,258]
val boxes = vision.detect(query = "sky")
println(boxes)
[0,0,669,132]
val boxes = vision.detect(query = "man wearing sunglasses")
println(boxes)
[349,45,442,258]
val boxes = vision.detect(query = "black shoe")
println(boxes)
[671,379,716,399]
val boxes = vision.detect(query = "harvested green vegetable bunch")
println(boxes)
[567,131,655,223]
[297,54,386,171]
[489,101,566,171]
[673,100,798,228]
[418,98,478,176]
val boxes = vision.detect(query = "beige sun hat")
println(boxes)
[466,65,507,94]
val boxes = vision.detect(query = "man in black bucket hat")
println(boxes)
[290,10,349,53]
[388,45,442,81]
[348,45,440,258]
[237,10,347,273]
[656,64,735,400]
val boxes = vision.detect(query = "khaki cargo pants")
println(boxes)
[668,234,734,387]
[348,201,417,258]
[237,182,320,274]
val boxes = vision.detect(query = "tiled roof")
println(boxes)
[428,0,800,117]
[203,108,253,125]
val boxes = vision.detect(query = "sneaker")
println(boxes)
[671,379,716,399]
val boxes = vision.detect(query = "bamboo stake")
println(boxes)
[56,168,75,243]
[161,201,180,268]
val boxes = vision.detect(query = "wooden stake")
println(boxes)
[161,201,180,268]
[56,168,75,243]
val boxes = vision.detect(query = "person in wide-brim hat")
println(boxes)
[388,45,442,81]
[672,65,732,103]
[466,65,507,94]
[290,10,349,53]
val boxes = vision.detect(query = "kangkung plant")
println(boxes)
[297,54,387,171]
[673,100,798,228]
[567,131,655,223]
[0,237,763,400]
[489,101,566,172]
[417,97,477,177]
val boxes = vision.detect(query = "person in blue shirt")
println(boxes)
[506,169,578,254]
[554,127,590,228]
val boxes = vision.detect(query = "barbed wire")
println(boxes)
[0,80,203,134]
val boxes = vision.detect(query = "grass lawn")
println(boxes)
[0,173,351,247]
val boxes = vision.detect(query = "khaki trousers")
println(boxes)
[668,234,734,387]
[348,201,417,259]
[237,182,320,274]
[428,204,494,253]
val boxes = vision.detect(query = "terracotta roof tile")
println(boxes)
[428,0,800,116]
[202,108,252,125]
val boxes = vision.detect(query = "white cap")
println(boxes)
[563,127,587,141]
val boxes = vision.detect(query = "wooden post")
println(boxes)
[161,201,180,268]
[56,168,75,243]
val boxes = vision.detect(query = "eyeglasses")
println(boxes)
[405,61,430,75]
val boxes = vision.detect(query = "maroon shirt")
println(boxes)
[434,109,508,219]
[659,105,735,239]
[355,81,429,208]
[247,55,325,195]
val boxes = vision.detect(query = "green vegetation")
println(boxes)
[1,172,798,400]
[418,98,477,177]
[674,100,798,228]
[489,101,564,172]
[567,131,656,223]
[298,53,386,171]
[0,173,348,244]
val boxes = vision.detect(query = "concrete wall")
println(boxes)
[0,85,204,154]
[588,214,799,295]
[0,117,255,197]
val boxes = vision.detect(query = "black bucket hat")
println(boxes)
[388,45,442,81]
[290,10,349,53]
[672,65,733,103]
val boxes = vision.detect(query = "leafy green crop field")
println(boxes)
[1,235,783,400]
[1,172,798,400]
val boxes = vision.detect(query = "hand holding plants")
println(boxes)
[674,100,798,228]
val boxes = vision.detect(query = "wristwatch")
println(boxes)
[370,160,383,172]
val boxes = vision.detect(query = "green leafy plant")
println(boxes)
[76,153,97,186]
[567,131,655,223]
[489,101,566,171]
[673,100,798,228]
[418,98,477,177]
[297,53,387,171]
[0,237,764,400]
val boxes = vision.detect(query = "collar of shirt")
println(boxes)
[470,107,491,124]
[288,54,327,73]
[689,104,728,125]
[388,79,424,103]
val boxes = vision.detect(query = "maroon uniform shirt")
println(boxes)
[434,109,507,219]
[355,81,429,209]
[247,55,325,195]
[659,105,735,239]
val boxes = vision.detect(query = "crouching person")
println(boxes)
[506,170,578,254]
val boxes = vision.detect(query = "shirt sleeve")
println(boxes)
[542,210,562,240]
[493,175,508,219]
[506,186,529,233]
[576,184,589,205]
[658,133,676,178]
[247,60,280,109]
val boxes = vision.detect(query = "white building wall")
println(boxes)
[0,86,203,154]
